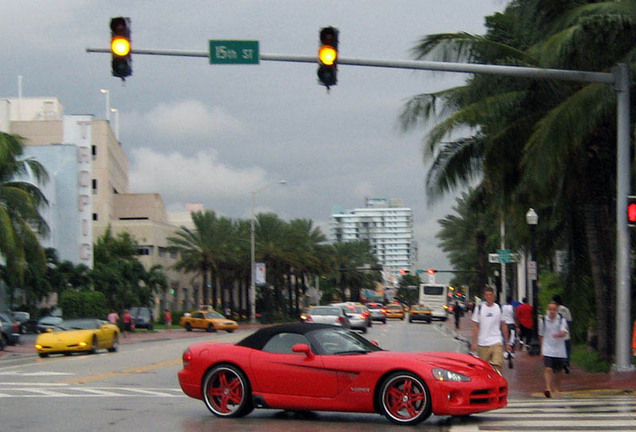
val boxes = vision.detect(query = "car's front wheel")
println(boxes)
[207,324,216,333]
[185,322,192,332]
[378,371,432,425]
[108,335,119,352]
[202,364,254,418]
[90,336,98,354]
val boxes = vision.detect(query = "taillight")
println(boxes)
[381,308,387,314]
[306,316,313,322]
[12,323,19,332]
[182,348,193,367]
[337,316,344,323]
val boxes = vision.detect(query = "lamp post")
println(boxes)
[250,180,286,323]
[110,108,119,140]
[99,89,110,121]
[526,208,540,356]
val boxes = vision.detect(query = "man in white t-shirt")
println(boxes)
[539,301,569,398]
[471,287,511,372]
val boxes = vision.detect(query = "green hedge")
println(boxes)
[60,290,109,319]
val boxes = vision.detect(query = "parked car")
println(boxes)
[180,310,238,333]
[303,305,351,328]
[366,302,387,324]
[129,307,154,330]
[37,315,64,333]
[11,311,35,334]
[0,312,20,347]
[34,318,120,358]
[178,323,508,425]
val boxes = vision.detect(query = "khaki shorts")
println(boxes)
[477,342,504,368]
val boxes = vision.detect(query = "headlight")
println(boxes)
[432,368,471,382]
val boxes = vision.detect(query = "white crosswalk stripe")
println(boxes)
[0,384,184,398]
[450,396,636,431]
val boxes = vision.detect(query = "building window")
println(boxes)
[91,145,97,159]
[92,179,98,194]
[92,213,98,221]
[138,246,154,256]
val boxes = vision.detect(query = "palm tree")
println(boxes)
[330,240,380,302]
[0,132,49,306]
[399,0,636,360]
[168,210,222,307]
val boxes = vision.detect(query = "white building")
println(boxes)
[329,198,417,275]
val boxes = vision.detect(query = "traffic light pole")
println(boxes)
[87,46,632,371]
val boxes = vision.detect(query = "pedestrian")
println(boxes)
[539,300,569,398]
[552,294,572,373]
[516,297,534,350]
[107,310,119,325]
[502,297,517,350]
[454,300,462,329]
[471,286,511,373]
[163,309,172,327]
[123,309,133,338]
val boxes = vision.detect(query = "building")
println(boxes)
[0,96,200,313]
[330,198,417,275]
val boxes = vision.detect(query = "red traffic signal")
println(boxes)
[398,269,410,275]
[427,269,436,275]
[628,196,636,226]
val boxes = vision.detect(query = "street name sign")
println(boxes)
[209,40,259,64]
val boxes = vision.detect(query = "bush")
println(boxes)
[571,344,611,373]
[60,290,109,319]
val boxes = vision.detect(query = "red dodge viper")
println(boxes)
[178,323,507,425]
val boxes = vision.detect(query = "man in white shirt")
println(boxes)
[552,294,572,373]
[471,287,511,372]
[539,301,569,398]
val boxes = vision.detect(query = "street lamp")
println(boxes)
[250,180,286,323]
[110,108,119,140]
[525,208,540,356]
[99,89,110,121]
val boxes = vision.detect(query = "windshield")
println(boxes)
[204,312,224,319]
[57,319,99,330]
[308,328,383,355]
[310,307,340,316]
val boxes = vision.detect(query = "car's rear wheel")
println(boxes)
[202,364,254,418]
[185,322,192,332]
[108,335,119,352]
[378,371,432,425]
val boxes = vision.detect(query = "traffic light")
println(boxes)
[427,269,436,275]
[628,195,636,227]
[317,27,338,89]
[110,17,132,79]
[398,269,410,275]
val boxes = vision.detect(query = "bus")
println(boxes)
[418,283,449,321]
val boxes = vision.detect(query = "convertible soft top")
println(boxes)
[236,323,336,350]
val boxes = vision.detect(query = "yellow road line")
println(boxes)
[59,359,182,384]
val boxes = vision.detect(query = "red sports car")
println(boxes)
[178,323,507,425]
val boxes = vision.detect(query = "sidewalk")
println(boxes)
[446,315,636,398]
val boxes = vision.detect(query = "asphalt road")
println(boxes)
[0,319,470,432]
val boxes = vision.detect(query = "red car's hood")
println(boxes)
[368,351,493,374]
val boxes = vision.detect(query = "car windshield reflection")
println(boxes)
[308,327,383,355]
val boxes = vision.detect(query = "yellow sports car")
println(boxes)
[180,310,238,333]
[35,318,120,358]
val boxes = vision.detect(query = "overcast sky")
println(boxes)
[1,1,506,278]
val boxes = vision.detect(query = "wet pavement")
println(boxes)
[445,314,636,398]
[3,318,634,399]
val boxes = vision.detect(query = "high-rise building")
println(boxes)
[330,198,417,274]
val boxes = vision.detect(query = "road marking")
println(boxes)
[0,385,184,398]
[59,358,181,384]
[0,371,73,376]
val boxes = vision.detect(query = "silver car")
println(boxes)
[342,305,369,333]
[304,306,351,328]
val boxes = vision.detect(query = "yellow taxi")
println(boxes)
[385,303,405,320]
[408,305,432,323]
[179,310,238,333]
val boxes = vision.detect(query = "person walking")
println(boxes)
[516,297,534,350]
[552,294,572,373]
[123,309,133,338]
[471,287,511,373]
[539,300,569,398]
[454,300,462,330]
[107,310,119,325]
[163,309,173,327]
[502,296,517,367]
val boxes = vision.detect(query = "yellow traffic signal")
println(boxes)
[317,27,338,89]
[319,45,337,66]
[111,36,131,57]
[110,17,132,79]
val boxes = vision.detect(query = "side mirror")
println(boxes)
[370,340,379,346]
[45,328,53,333]
[292,343,315,359]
